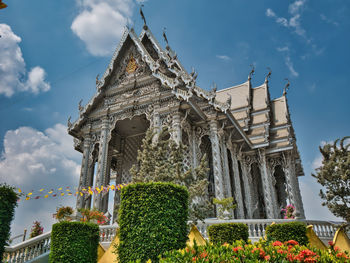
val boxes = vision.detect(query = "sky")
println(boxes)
[0,0,349,241]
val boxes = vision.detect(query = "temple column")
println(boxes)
[228,144,245,219]
[113,138,125,223]
[241,157,253,218]
[84,156,95,209]
[93,116,110,212]
[283,153,305,219]
[152,104,161,143]
[171,111,182,145]
[76,131,91,209]
[258,150,278,219]
[191,127,198,168]
[220,135,232,198]
[208,119,225,216]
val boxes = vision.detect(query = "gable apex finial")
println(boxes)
[163,27,169,49]
[283,78,290,96]
[248,64,255,80]
[140,4,147,30]
[265,67,272,83]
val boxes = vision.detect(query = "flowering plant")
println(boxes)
[281,204,296,219]
[53,206,74,222]
[29,221,43,238]
[78,208,109,225]
[160,239,350,262]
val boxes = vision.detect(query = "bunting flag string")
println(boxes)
[16,184,127,202]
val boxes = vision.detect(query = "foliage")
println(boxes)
[312,136,350,223]
[266,222,308,246]
[160,239,350,262]
[213,197,236,219]
[116,182,189,263]
[78,208,109,225]
[130,127,212,224]
[53,206,74,222]
[0,184,19,261]
[49,221,99,263]
[207,223,248,245]
[281,204,296,219]
[29,221,44,238]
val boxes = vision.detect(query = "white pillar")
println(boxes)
[241,157,253,218]
[259,150,278,219]
[171,111,182,145]
[209,120,225,217]
[76,135,91,209]
[283,153,305,219]
[93,116,110,212]
[228,144,245,219]
[191,127,198,168]
[84,156,95,209]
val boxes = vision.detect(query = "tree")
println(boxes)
[130,127,213,224]
[0,184,19,260]
[312,136,350,223]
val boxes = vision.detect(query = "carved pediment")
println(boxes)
[108,40,152,88]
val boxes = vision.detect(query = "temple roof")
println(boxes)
[68,25,303,175]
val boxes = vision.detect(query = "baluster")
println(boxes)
[248,223,252,237]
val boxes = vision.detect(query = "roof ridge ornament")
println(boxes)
[162,27,170,50]
[283,78,290,96]
[248,64,255,80]
[140,4,147,30]
[265,67,272,83]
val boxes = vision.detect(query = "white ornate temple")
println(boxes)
[68,24,305,222]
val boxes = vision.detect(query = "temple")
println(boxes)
[68,24,305,222]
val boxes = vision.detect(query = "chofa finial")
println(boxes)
[140,5,147,29]
[265,67,272,83]
[248,64,255,80]
[283,78,290,96]
[162,27,169,47]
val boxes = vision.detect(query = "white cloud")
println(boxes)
[216,55,231,61]
[71,0,135,56]
[0,124,81,239]
[277,46,299,77]
[0,24,50,97]
[266,0,307,38]
[285,55,299,77]
[320,14,339,26]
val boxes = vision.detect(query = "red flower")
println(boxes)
[328,241,334,246]
[272,241,283,246]
[264,255,271,261]
[287,240,299,246]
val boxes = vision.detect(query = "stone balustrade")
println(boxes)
[2,219,345,262]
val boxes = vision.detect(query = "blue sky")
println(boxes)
[0,0,349,238]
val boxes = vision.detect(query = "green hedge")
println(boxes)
[0,184,18,261]
[117,182,189,263]
[49,221,99,263]
[208,223,249,245]
[266,221,308,246]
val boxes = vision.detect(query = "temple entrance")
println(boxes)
[251,163,266,219]
[108,114,150,222]
[274,165,287,218]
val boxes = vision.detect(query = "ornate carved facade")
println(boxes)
[68,25,305,221]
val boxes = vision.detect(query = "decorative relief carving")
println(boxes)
[109,45,151,87]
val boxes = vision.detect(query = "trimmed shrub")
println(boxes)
[208,223,249,245]
[117,182,189,263]
[49,221,99,263]
[0,184,19,261]
[266,221,308,246]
